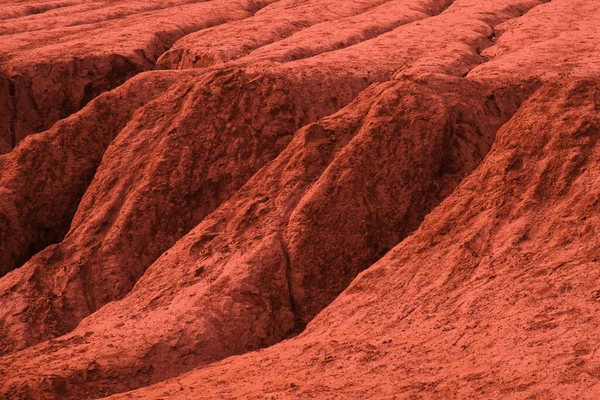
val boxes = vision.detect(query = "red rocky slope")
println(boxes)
[1,0,600,398]
[0,0,275,151]
[112,75,600,400]
[0,0,541,355]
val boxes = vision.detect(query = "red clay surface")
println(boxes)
[0,0,599,399]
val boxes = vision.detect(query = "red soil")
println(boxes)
[0,0,274,150]
[0,0,599,398]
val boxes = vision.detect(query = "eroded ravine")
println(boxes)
[1,0,593,399]
[112,76,600,400]
[0,0,278,151]
[0,74,540,400]
[0,7,552,400]
[0,0,546,357]
[0,0,544,276]
[0,0,467,275]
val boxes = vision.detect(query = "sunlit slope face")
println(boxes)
[0,0,276,149]
[108,81,600,400]
[1,0,599,399]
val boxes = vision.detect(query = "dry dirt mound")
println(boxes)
[0,0,599,399]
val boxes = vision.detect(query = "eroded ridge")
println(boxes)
[112,76,600,400]
[156,0,455,69]
[0,0,276,151]
[1,0,599,399]
[0,0,544,277]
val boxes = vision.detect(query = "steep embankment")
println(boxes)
[1,0,599,399]
[0,74,536,399]
[0,72,183,276]
[0,0,552,398]
[111,76,600,400]
[0,0,275,151]
[0,0,542,358]
[104,1,600,398]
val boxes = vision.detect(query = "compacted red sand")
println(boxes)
[0,0,599,398]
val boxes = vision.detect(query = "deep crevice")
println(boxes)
[8,82,16,148]
[279,234,307,337]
